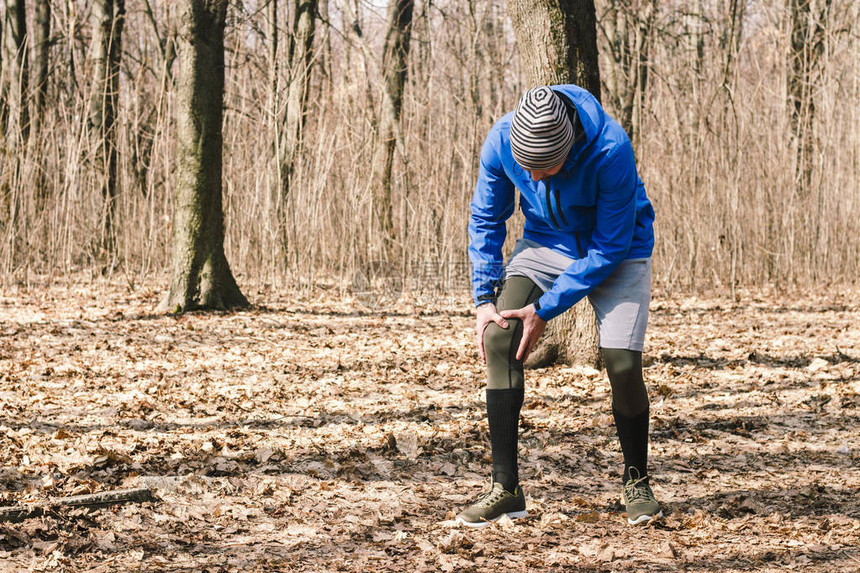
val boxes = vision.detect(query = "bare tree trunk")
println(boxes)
[60,0,80,105]
[90,0,124,255]
[317,0,333,97]
[1,0,28,251]
[159,0,248,312]
[601,0,656,150]
[31,0,51,205]
[721,0,745,85]
[268,0,278,134]
[3,0,28,142]
[371,0,414,255]
[32,0,50,138]
[788,0,831,197]
[508,0,602,368]
[0,5,7,230]
[11,0,28,141]
[0,11,5,132]
[630,2,656,151]
[508,0,600,95]
[144,0,175,84]
[277,0,317,201]
[135,1,175,198]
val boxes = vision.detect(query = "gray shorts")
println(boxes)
[504,238,651,351]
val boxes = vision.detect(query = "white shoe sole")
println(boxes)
[627,510,663,525]
[456,510,529,529]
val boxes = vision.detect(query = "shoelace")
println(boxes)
[624,468,655,503]
[474,483,507,507]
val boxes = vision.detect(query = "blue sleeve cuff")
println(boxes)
[535,306,554,321]
[534,294,569,322]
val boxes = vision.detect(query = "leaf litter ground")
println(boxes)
[0,280,858,571]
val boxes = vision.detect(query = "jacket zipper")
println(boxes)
[546,184,581,257]
[554,189,569,226]
[545,186,560,230]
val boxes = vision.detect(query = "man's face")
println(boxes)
[526,162,564,182]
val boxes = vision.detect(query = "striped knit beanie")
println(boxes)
[510,86,574,170]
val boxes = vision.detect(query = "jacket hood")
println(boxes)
[550,85,606,169]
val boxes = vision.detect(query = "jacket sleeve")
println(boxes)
[534,140,638,321]
[468,133,516,307]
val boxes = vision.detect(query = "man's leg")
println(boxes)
[604,348,650,483]
[589,258,660,524]
[456,275,541,527]
[605,348,660,524]
[483,276,543,492]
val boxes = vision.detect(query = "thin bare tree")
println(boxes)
[788,0,831,196]
[1,0,28,252]
[317,0,334,96]
[133,0,175,199]
[339,0,414,259]
[277,0,318,202]
[160,0,248,312]
[3,0,28,142]
[0,9,4,131]
[90,0,124,254]
[371,0,414,253]
[600,0,656,151]
[31,0,51,205]
[31,0,50,139]
[267,0,278,137]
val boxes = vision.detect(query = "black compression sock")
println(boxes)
[613,405,650,483]
[486,387,524,492]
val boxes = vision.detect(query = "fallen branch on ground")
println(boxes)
[0,488,154,523]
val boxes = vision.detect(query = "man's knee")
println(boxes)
[483,321,522,363]
[604,348,640,382]
[604,348,649,417]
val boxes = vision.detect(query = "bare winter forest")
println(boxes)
[0,0,856,288]
[1,0,859,571]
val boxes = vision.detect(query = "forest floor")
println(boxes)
[0,278,859,572]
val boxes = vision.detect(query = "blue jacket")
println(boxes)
[468,84,655,322]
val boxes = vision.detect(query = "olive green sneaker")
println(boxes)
[455,480,527,528]
[621,467,662,525]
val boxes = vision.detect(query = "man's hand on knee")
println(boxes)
[476,303,509,364]
[500,305,546,362]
